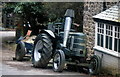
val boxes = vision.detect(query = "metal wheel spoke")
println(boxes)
[54,53,61,69]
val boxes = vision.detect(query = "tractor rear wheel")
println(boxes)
[32,33,53,68]
[89,55,101,75]
[53,50,65,72]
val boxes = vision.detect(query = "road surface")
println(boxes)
[0,31,16,43]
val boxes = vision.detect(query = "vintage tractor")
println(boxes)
[32,9,101,75]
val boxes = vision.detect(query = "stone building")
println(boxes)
[0,2,2,27]
[83,2,119,75]
[83,2,117,54]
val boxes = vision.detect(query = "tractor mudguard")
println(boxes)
[44,30,55,38]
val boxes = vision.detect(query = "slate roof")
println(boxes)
[93,5,120,23]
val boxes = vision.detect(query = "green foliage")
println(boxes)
[3,2,17,14]
[3,2,84,32]
[3,2,48,24]
[44,2,84,32]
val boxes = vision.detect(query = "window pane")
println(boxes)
[109,37,112,50]
[106,36,108,48]
[98,28,99,32]
[108,31,110,35]
[108,25,110,29]
[118,39,120,53]
[106,30,108,35]
[102,24,104,28]
[118,33,120,38]
[98,23,100,27]
[111,26,113,30]
[106,25,108,29]
[111,32,112,36]
[100,29,101,33]
[102,30,104,33]
[101,35,104,47]
[115,33,117,37]
[97,34,100,46]
[114,38,117,51]
[115,27,117,31]
[118,27,120,32]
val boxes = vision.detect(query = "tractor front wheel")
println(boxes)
[89,55,101,75]
[53,50,65,72]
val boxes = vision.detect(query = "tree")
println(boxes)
[3,2,48,36]
[44,2,84,32]
[3,2,48,25]
[3,2,84,32]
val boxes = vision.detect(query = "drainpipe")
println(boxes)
[103,0,106,11]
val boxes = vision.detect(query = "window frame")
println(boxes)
[94,22,120,57]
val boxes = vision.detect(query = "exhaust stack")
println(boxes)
[63,9,74,47]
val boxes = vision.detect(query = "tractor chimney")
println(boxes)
[63,9,74,47]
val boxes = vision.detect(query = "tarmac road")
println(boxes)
[0,31,89,77]
[0,31,16,43]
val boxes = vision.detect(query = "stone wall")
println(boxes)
[83,2,117,54]
[0,2,2,27]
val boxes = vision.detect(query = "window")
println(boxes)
[105,24,113,50]
[97,23,104,47]
[96,22,120,54]
[114,26,120,52]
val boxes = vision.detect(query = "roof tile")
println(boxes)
[93,5,120,23]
